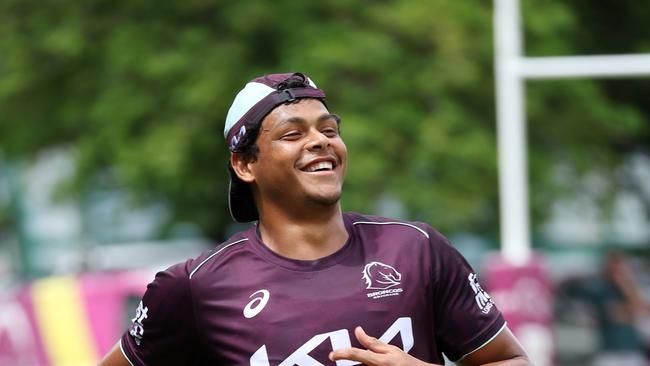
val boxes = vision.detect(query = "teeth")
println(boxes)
[305,161,333,172]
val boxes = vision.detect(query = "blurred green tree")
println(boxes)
[0,0,647,241]
[523,0,650,224]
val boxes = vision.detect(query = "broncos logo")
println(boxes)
[362,262,402,290]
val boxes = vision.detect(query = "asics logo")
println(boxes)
[244,289,270,319]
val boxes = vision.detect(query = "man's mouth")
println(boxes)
[300,158,337,173]
[304,161,333,172]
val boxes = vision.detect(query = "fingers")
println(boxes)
[330,326,394,364]
[354,326,391,353]
[329,347,380,365]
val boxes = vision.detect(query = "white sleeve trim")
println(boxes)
[452,321,508,363]
[119,338,137,366]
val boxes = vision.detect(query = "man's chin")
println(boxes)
[306,193,341,207]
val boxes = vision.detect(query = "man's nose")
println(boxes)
[305,129,330,150]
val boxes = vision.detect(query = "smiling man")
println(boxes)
[99,72,530,366]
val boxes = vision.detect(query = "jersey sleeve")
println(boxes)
[428,230,506,362]
[120,261,202,366]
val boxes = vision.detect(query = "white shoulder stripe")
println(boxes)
[352,221,429,239]
[189,238,248,279]
[119,338,136,366]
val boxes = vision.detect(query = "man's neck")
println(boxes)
[257,205,348,261]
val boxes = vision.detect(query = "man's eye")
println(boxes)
[322,128,339,137]
[281,132,302,140]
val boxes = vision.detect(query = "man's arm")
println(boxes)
[102,262,198,366]
[330,326,530,366]
[97,341,132,366]
[456,326,529,366]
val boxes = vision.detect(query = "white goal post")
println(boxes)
[494,0,650,264]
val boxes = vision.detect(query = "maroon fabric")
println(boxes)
[251,73,298,87]
[121,212,505,365]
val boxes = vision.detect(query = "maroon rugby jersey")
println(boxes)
[120,212,505,365]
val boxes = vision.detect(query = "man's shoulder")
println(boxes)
[187,229,253,280]
[344,212,451,246]
[155,228,253,284]
[344,212,433,240]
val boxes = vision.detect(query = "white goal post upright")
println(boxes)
[494,0,650,264]
[494,0,530,265]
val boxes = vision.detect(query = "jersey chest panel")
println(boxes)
[191,252,436,365]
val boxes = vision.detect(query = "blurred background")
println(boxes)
[0,0,649,365]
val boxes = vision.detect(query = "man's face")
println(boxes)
[247,98,347,212]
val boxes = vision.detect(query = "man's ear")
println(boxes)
[230,154,256,183]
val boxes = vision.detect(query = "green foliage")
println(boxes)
[0,0,647,240]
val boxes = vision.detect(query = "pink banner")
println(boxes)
[0,270,151,366]
[484,254,555,366]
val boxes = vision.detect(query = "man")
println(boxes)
[563,252,650,366]
[99,72,530,365]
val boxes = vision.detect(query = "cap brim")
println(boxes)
[228,165,259,223]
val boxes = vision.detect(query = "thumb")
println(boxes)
[355,326,391,353]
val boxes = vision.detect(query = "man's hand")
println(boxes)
[329,326,439,366]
